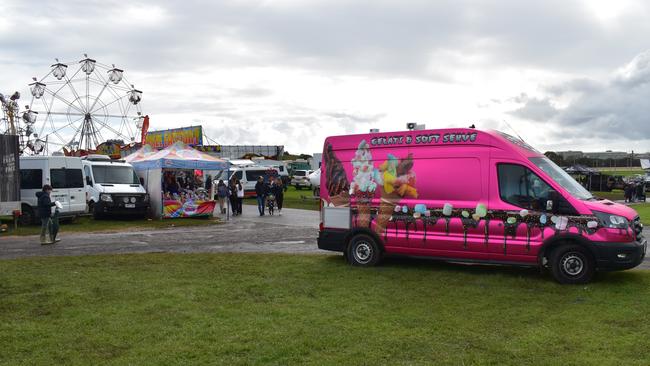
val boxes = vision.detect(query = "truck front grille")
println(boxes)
[633,216,643,242]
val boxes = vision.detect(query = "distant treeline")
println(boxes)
[544,152,642,169]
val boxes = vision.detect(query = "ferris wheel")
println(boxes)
[22,55,144,155]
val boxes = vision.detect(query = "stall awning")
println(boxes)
[130,141,229,170]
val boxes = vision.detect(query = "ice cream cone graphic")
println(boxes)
[349,140,377,228]
[373,153,417,237]
[373,192,401,236]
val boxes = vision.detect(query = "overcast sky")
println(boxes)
[2,0,650,154]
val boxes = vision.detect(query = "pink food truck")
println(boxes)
[317,127,646,284]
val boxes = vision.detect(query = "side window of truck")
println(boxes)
[20,169,43,189]
[50,169,84,188]
[497,164,555,211]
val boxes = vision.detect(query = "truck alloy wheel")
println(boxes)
[550,245,595,284]
[347,234,382,266]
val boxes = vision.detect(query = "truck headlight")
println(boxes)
[592,211,629,229]
[100,193,113,202]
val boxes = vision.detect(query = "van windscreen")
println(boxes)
[92,166,139,184]
[529,157,593,200]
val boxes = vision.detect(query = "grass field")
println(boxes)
[244,185,320,211]
[1,253,649,365]
[0,216,218,236]
[591,190,625,201]
[633,203,650,225]
[595,168,645,177]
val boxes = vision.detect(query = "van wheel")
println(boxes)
[549,245,595,284]
[19,205,35,226]
[92,204,104,220]
[87,201,95,215]
[347,234,382,266]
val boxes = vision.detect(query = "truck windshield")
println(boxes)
[529,157,593,200]
[92,166,140,184]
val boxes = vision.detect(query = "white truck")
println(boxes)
[19,155,87,225]
[82,155,149,218]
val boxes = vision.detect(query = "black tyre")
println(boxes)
[18,204,35,226]
[549,245,595,284]
[92,202,104,220]
[346,234,382,266]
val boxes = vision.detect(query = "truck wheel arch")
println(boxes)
[537,234,597,268]
[345,227,385,253]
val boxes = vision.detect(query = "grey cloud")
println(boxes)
[512,50,650,140]
[508,96,559,122]
[5,0,650,80]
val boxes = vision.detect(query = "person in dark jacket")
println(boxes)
[255,177,267,216]
[229,179,239,216]
[36,185,56,245]
[271,177,284,215]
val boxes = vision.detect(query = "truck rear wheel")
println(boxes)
[549,245,595,284]
[18,205,35,226]
[347,234,382,266]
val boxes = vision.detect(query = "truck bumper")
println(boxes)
[317,229,348,252]
[96,201,149,216]
[592,238,647,271]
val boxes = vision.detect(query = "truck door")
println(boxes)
[49,157,71,213]
[66,159,85,214]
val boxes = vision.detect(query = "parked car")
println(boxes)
[291,170,313,190]
[318,127,646,284]
[82,155,149,219]
[309,168,321,196]
[19,156,86,225]
[217,166,278,197]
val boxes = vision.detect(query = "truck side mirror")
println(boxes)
[86,176,93,186]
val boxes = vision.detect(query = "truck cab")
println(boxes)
[82,155,149,218]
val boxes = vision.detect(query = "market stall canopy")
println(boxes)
[123,144,157,163]
[130,141,229,170]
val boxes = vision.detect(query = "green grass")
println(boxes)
[632,203,650,226]
[596,168,645,177]
[0,216,218,236]
[1,253,649,365]
[245,185,320,211]
[591,190,625,201]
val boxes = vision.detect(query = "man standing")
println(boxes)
[36,185,56,245]
[255,176,267,216]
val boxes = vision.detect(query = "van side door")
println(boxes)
[65,159,86,214]
[489,161,576,262]
[49,157,71,213]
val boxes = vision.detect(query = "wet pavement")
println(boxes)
[0,204,320,259]
[1,205,648,271]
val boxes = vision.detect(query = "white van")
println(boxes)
[217,166,277,197]
[19,156,86,225]
[82,155,149,218]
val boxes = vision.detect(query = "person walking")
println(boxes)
[229,179,239,216]
[50,201,63,243]
[36,185,56,245]
[216,180,228,214]
[255,176,267,216]
[272,177,285,215]
[235,179,244,215]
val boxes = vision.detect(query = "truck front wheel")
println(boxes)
[549,244,595,284]
[347,234,382,266]
[18,205,35,226]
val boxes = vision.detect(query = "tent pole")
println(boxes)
[227,165,230,221]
